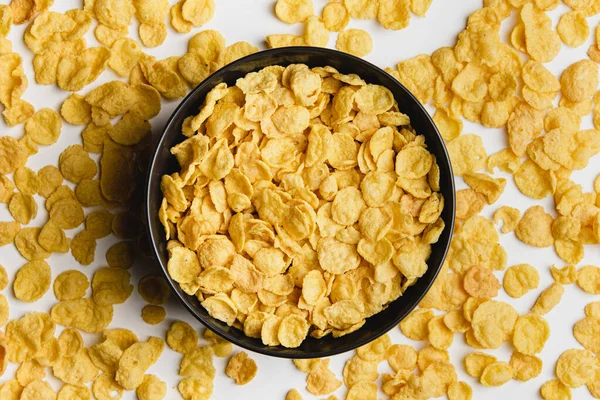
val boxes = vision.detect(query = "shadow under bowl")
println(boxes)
[146,47,455,358]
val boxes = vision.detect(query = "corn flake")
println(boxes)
[503,264,539,298]
[531,283,565,315]
[336,29,373,58]
[556,348,596,388]
[225,351,257,385]
[91,267,133,306]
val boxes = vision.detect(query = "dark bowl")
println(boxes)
[146,47,455,358]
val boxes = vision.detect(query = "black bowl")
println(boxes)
[146,47,455,358]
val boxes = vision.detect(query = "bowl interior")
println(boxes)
[146,47,455,358]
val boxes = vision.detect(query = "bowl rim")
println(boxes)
[145,46,455,358]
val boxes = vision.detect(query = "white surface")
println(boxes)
[1,0,599,399]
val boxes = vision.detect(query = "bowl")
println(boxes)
[146,47,455,358]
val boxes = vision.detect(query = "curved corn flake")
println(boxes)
[336,29,373,58]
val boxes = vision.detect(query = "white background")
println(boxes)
[1,0,600,399]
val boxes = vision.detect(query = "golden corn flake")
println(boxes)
[386,343,417,372]
[16,359,45,386]
[169,1,192,33]
[342,355,378,388]
[521,3,561,62]
[37,165,63,198]
[39,223,68,258]
[512,313,550,355]
[493,206,520,234]
[576,265,600,294]
[54,270,88,301]
[531,282,565,315]
[509,352,542,382]
[0,4,12,35]
[60,94,92,125]
[464,352,497,379]
[377,0,410,30]
[346,381,376,400]
[336,29,373,58]
[275,0,313,24]
[573,316,600,354]
[557,11,589,48]
[286,389,303,400]
[115,337,164,390]
[92,373,122,400]
[480,361,512,387]
[20,380,55,400]
[443,310,470,333]
[139,22,167,48]
[57,384,90,400]
[356,334,391,362]
[178,376,213,400]
[433,107,463,141]
[225,351,257,385]
[585,301,600,318]
[136,374,167,400]
[447,134,487,176]
[540,379,572,400]
[0,380,21,399]
[141,305,166,325]
[514,160,556,200]
[14,166,39,195]
[0,264,7,289]
[556,348,596,388]
[344,0,377,19]
[167,321,198,354]
[48,196,85,230]
[8,192,37,224]
[471,300,518,349]
[417,345,450,371]
[561,60,599,103]
[399,308,434,341]
[427,316,453,350]
[179,345,215,380]
[322,2,349,32]
[455,189,485,220]
[59,145,97,184]
[51,298,113,333]
[463,266,501,299]
[70,230,97,266]
[306,359,348,395]
[0,175,15,204]
[451,63,488,102]
[550,265,576,286]
[503,264,539,298]
[515,205,554,247]
[447,381,472,400]
[589,368,600,398]
[92,267,133,306]
[13,260,51,302]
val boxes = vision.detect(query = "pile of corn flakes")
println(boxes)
[268,0,434,57]
[1,0,600,399]
[160,64,445,347]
